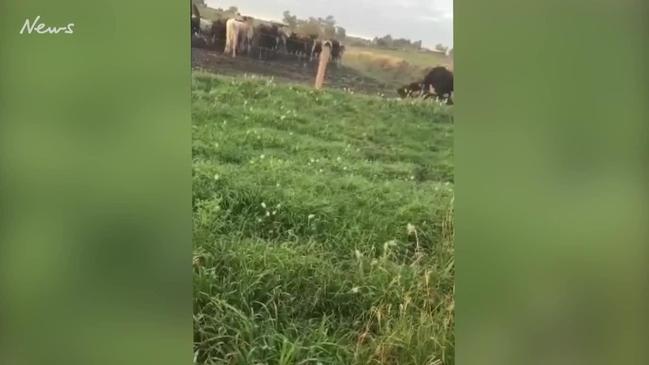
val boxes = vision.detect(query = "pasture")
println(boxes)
[192,73,455,364]
[342,46,453,87]
[346,46,452,69]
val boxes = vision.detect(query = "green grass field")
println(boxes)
[192,72,454,364]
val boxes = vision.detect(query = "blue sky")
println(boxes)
[205,0,453,49]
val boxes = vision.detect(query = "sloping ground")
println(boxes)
[192,47,395,96]
[342,47,453,88]
[192,73,454,364]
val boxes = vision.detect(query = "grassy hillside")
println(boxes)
[343,46,453,88]
[192,73,454,364]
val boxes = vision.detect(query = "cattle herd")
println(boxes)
[192,3,454,104]
[191,4,345,64]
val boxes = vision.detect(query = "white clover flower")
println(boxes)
[354,249,362,260]
[266,211,270,217]
[213,174,220,181]
[351,287,360,294]
[260,154,265,159]
[261,202,267,209]
[407,223,416,236]
[308,214,316,220]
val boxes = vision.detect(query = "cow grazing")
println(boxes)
[224,17,254,57]
[422,66,454,104]
[397,66,454,104]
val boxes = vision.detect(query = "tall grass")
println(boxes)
[193,73,454,364]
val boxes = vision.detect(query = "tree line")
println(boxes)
[282,11,346,40]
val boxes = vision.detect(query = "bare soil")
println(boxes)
[191,47,396,96]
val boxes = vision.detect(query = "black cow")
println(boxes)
[423,66,454,104]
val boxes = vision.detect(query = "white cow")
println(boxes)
[224,17,254,58]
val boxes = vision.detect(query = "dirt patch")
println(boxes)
[191,47,395,96]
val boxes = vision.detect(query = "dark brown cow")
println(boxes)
[423,66,454,104]
[286,33,317,59]
[397,66,454,104]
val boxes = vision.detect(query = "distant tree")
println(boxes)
[324,15,336,28]
[297,17,322,37]
[221,6,239,18]
[192,0,206,6]
[435,43,449,53]
[375,34,393,47]
[320,15,337,38]
[283,10,298,30]
[413,40,422,50]
[335,26,347,40]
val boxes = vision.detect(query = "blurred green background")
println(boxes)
[456,0,648,364]
[0,1,190,365]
